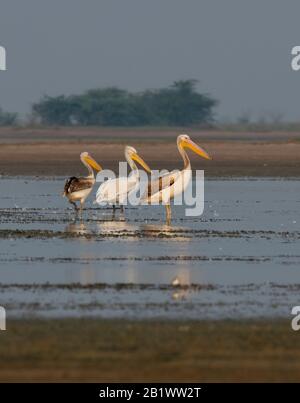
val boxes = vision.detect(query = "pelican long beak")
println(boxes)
[132,153,151,173]
[182,138,212,160]
[84,155,102,172]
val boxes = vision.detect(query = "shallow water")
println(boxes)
[0,177,299,319]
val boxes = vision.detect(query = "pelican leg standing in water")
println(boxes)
[141,134,212,224]
[95,146,151,212]
[63,152,102,214]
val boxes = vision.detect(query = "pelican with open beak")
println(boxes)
[95,146,151,212]
[141,134,211,224]
[63,152,102,213]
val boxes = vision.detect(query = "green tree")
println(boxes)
[0,107,18,126]
[32,95,73,125]
[150,80,217,125]
[32,80,217,126]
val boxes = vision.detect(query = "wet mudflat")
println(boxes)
[1,318,299,382]
[0,177,299,319]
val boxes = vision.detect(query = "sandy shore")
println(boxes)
[0,127,299,176]
[0,318,298,382]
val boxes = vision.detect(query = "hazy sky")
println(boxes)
[0,0,300,120]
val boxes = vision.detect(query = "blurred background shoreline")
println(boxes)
[0,126,299,177]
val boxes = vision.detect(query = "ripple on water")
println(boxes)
[0,177,299,319]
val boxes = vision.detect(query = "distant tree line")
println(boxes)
[31,80,217,126]
[0,107,17,126]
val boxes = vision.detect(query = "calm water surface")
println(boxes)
[0,177,299,319]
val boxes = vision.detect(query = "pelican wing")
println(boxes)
[143,170,181,201]
[64,177,94,195]
[96,176,137,204]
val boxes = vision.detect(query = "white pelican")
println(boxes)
[63,152,102,213]
[141,134,211,224]
[95,146,151,211]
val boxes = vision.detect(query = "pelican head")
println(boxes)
[125,146,151,172]
[80,152,102,172]
[177,134,212,160]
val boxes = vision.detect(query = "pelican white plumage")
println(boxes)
[141,134,212,224]
[95,146,151,211]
